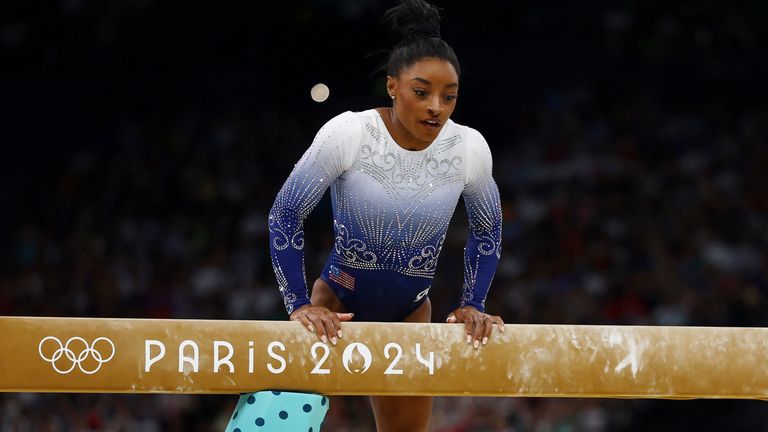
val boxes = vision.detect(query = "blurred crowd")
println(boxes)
[2,0,767,431]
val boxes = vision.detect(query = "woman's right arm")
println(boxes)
[268,111,361,317]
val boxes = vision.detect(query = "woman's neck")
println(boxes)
[376,107,429,151]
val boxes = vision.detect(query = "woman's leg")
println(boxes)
[312,278,434,431]
[309,277,349,313]
[370,298,433,432]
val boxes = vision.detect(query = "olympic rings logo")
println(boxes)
[38,336,116,375]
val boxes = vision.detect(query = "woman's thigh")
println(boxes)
[309,277,349,313]
[370,298,432,432]
[313,278,434,431]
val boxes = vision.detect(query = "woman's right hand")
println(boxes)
[290,305,354,345]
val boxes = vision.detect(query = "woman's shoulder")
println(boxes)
[351,108,381,123]
[324,109,380,125]
[452,122,494,184]
[316,110,367,141]
[445,119,488,149]
[322,109,385,133]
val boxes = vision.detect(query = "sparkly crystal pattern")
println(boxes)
[269,110,502,315]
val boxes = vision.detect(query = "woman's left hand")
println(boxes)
[446,306,505,349]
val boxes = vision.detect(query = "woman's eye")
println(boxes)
[446,95,458,101]
[413,89,426,96]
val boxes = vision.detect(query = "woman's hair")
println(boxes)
[384,0,460,78]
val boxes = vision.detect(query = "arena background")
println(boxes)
[2,0,767,430]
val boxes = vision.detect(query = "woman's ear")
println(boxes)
[386,75,396,99]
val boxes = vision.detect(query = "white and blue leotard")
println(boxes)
[269,109,502,321]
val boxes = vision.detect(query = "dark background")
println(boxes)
[1,0,767,430]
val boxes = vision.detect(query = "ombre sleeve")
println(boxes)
[268,111,361,314]
[459,128,503,312]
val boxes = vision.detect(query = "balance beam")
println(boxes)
[1,316,767,398]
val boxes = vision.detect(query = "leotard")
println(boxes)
[269,109,502,321]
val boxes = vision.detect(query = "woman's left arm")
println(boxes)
[448,128,504,348]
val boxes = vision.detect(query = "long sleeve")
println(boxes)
[459,129,502,312]
[268,111,361,314]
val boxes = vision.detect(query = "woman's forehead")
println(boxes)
[399,58,459,84]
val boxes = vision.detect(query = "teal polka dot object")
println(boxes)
[225,391,329,432]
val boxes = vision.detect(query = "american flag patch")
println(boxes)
[329,265,355,291]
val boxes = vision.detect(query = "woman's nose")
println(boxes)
[427,96,443,115]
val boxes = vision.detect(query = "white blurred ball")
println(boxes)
[310,83,330,102]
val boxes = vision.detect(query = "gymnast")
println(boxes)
[268,0,504,429]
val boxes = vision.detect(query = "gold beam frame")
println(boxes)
[1,316,767,398]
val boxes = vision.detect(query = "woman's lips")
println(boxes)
[420,119,442,130]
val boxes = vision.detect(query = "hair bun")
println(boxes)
[385,0,442,44]
[383,0,460,77]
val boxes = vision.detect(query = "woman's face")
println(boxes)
[387,57,459,147]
